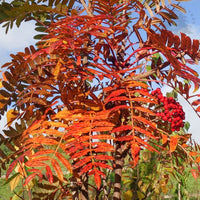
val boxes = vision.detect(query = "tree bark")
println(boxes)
[71,177,79,200]
[113,143,124,200]
[80,173,89,200]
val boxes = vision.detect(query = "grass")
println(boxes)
[0,170,200,200]
[0,178,18,200]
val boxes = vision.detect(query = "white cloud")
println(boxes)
[0,21,37,66]
[173,24,200,40]
[0,22,36,51]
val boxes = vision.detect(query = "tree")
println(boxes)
[0,0,200,199]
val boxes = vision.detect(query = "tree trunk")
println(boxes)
[80,173,89,200]
[71,177,79,200]
[113,143,124,200]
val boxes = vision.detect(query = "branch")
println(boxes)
[80,0,93,16]
[123,61,170,82]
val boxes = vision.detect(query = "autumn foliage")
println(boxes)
[0,0,200,199]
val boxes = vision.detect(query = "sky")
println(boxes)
[0,0,200,143]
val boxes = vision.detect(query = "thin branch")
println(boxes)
[80,0,93,16]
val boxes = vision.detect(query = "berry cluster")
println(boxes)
[151,88,185,132]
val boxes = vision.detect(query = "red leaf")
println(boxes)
[46,166,53,184]
[71,149,90,159]
[25,161,47,167]
[51,159,63,181]
[192,39,199,54]
[27,169,41,173]
[55,152,72,173]
[174,35,180,48]
[80,162,93,175]
[23,173,38,186]
[191,169,199,179]
[192,99,200,106]
[196,106,200,112]
[170,136,178,152]
[94,171,101,190]
[95,162,112,170]
[73,156,93,169]
[6,160,18,179]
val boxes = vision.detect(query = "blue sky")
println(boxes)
[0,0,200,142]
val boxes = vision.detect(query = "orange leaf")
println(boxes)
[91,134,113,140]
[195,157,200,163]
[170,136,178,152]
[35,137,58,145]
[132,97,156,104]
[71,149,90,159]
[133,127,156,139]
[107,96,129,102]
[46,166,53,184]
[189,152,199,156]
[104,89,126,103]
[51,159,63,182]
[28,156,50,163]
[95,155,114,161]
[77,55,81,66]
[31,150,55,157]
[132,116,156,129]
[112,125,133,133]
[55,152,72,173]
[116,135,133,141]
[32,129,63,137]
[134,106,156,116]
[124,81,148,89]
[161,134,168,144]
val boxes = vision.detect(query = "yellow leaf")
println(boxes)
[7,109,18,126]
[124,190,133,200]
[0,94,8,109]
[10,174,21,191]
[53,59,64,79]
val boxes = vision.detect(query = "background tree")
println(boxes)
[0,0,200,199]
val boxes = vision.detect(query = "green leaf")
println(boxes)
[3,172,20,186]
[34,34,47,40]
[184,121,190,131]
[146,65,151,71]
